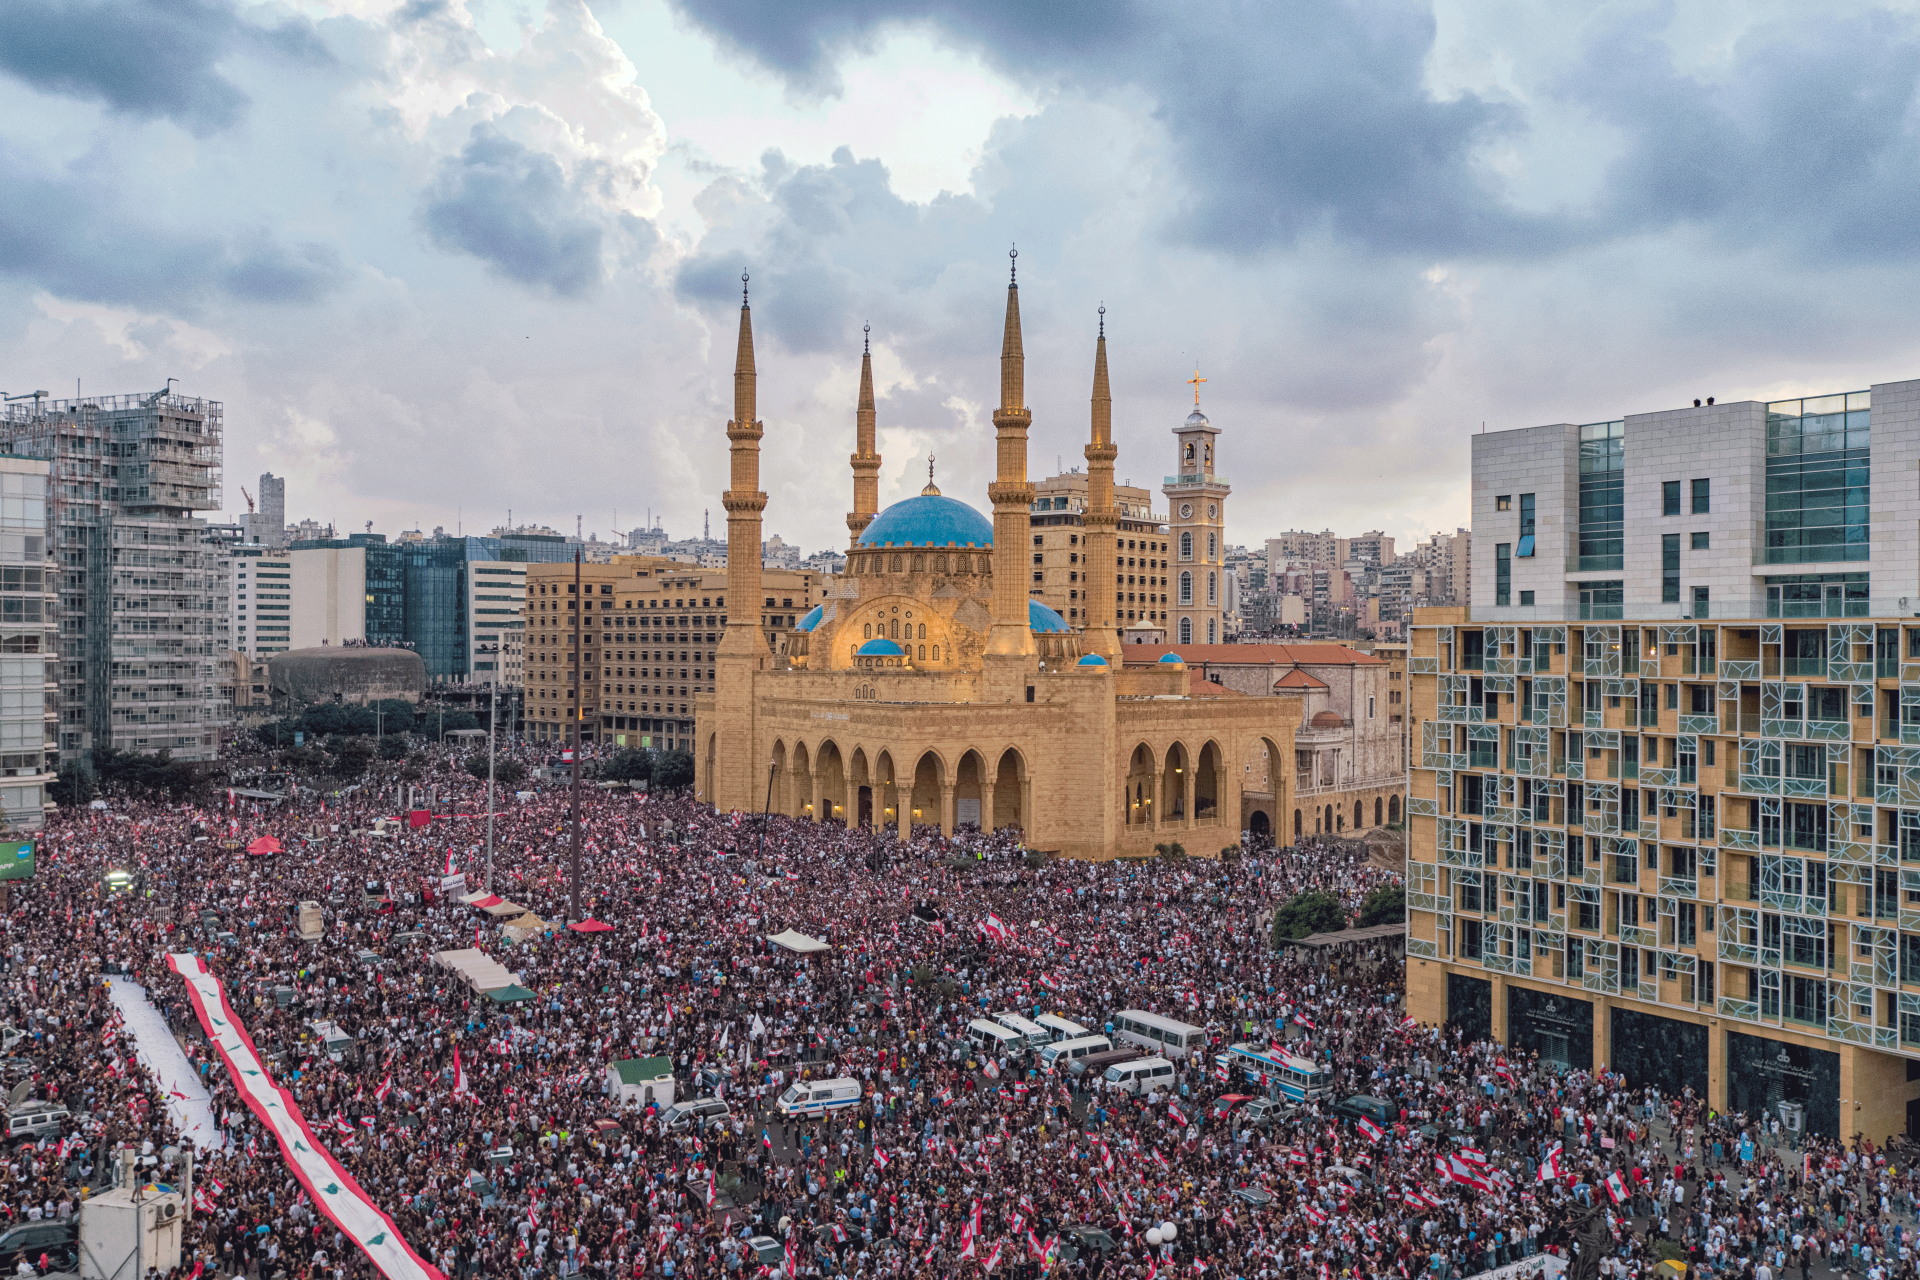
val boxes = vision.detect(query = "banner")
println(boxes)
[1463,1254,1566,1280]
[167,952,446,1280]
[0,841,32,881]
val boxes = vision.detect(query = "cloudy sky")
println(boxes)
[4,0,1920,556]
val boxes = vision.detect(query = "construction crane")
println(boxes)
[242,487,255,513]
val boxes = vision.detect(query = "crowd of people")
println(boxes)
[0,736,1914,1280]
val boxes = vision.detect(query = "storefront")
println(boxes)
[1726,1030,1839,1138]
[1447,972,1491,1045]
[1609,1006,1706,1099]
[1508,985,1593,1074]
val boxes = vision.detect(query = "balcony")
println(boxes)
[1163,473,1228,488]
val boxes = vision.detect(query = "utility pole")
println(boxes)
[756,759,776,865]
[485,680,497,893]
[569,548,582,923]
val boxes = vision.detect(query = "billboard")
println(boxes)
[0,842,34,881]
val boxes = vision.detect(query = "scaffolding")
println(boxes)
[0,391,229,762]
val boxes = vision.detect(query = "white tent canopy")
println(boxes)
[766,929,830,954]
[433,948,518,993]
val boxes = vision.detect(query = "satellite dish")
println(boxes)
[8,1081,32,1107]
[162,1144,180,1166]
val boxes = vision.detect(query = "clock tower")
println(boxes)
[1163,367,1230,645]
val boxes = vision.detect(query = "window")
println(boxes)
[1692,585,1710,619]
[1207,533,1216,559]
[1766,573,1868,619]
[1691,531,1710,551]
[1496,495,1511,511]
[1179,532,1192,560]
[1207,571,1217,605]
[1179,617,1192,644]
[1662,533,1680,603]
[1179,572,1192,604]
[1577,581,1623,621]
[1765,392,1870,563]
[1689,478,1711,514]
[1520,590,1535,607]
[1663,481,1681,516]
[1578,421,1624,570]
[1517,494,1535,557]
[1495,543,1511,607]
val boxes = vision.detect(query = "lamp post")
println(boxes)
[485,680,497,893]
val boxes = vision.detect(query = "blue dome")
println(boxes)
[1029,600,1070,634]
[856,494,993,548]
[1157,652,1186,665]
[856,638,905,656]
[793,604,824,633]
[1076,654,1109,667]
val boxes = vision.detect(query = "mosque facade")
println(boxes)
[695,262,1304,859]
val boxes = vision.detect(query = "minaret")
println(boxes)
[710,271,767,811]
[1081,306,1122,661]
[985,249,1036,663]
[847,324,881,543]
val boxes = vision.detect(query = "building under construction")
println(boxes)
[0,390,230,763]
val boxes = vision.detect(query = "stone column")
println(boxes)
[940,783,956,838]
[1184,768,1197,832]
[981,781,997,832]
[809,767,823,824]
[1150,775,1161,833]
[896,780,911,843]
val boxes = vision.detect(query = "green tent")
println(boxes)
[485,984,538,1003]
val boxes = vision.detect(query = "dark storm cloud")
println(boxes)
[422,127,608,296]
[670,0,1550,257]
[0,145,348,309]
[0,0,329,135]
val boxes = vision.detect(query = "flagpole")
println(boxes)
[486,680,497,893]
[569,547,582,924]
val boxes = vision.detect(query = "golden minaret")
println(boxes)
[1081,306,1122,661]
[985,249,1036,660]
[847,324,881,543]
[712,272,767,809]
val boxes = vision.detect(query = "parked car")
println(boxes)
[0,1219,76,1270]
[3,1102,68,1144]
[1057,1225,1118,1263]
[1209,1093,1257,1121]
[1236,1098,1297,1130]
[1329,1095,1393,1126]
[663,1097,733,1132]
[1230,1186,1275,1208]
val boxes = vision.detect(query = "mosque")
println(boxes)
[695,258,1303,859]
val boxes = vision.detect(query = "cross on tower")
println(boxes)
[1186,366,1207,407]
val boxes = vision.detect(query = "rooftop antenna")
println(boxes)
[704,509,710,540]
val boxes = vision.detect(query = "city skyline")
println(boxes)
[9,2,1920,556]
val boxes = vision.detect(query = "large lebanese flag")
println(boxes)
[167,952,446,1280]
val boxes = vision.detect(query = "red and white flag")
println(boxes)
[1604,1171,1629,1203]
[873,1147,889,1170]
[1357,1117,1385,1142]
[450,1047,469,1098]
[375,1075,393,1103]
[1538,1145,1563,1183]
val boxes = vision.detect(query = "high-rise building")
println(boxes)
[286,534,404,648]
[1165,390,1230,646]
[0,391,228,761]
[1026,468,1165,630]
[0,457,57,830]
[231,546,293,655]
[467,561,526,686]
[249,472,285,546]
[1408,379,1920,1147]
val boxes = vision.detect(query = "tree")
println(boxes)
[464,756,526,788]
[602,749,652,786]
[425,710,479,740]
[652,750,695,791]
[369,699,417,735]
[378,735,409,761]
[91,747,207,802]
[49,763,94,807]
[1272,890,1347,945]
[331,737,375,777]
[302,703,376,737]
[1357,885,1406,928]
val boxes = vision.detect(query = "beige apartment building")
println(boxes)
[1028,469,1167,631]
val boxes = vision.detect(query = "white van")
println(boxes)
[1103,1056,1176,1096]
[774,1077,862,1119]
[1110,1010,1206,1060]
[1037,1035,1111,1072]
[967,1018,1025,1057]
[1035,1014,1090,1043]
[992,1013,1050,1051]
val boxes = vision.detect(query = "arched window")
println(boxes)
[1179,616,1192,644]
[1293,809,1302,838]
[864,623,872,639]
[931,645,940,660]
[1368,695,1375,717]
[1179,572,1192,604]
[918,623,926,639]
[1207,533,1216,559]
[912,554,924,572]
[1354,801,1363,829]
[1179,532,1192,560]
[933,555,947,573]
[1207,617,1217,643]
[1374,797,1383,825]
[1184,442,1195,461]
[1207,572,1217,605]
[890,619,899,639]
[918,645,926,660]
[891,555,904,573]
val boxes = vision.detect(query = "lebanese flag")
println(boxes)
[1604,1171,1629,1203]
[981,915,1009,941]
[959,1201,981,1259]
[1287,1149,1308,1167]
[1152,1150,1171,1171]
[1293,1013,1316,1029]
[1167,1101,1189,1127]
[1456,1146,1489,1168]
[1356,1115,1385,1142]
[450,1047,469,1099]
[874,1147,889,1170]
[1039,974,1060,992]
[1495,1058,1513,1084]
[1303,1203,1327,1225]
[444,850,456,875]
[1538,1145,1563,1183]
[375,1076,393,1103]
[983,1240,1003,1272]
[1027,1230,1049,1259]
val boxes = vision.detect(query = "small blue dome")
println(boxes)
[1077,654,1109,667]
[856,494,993,548]
[793,604,824,633]
[1157,652,1186,665]
[856,638,905,656]
[1029,600,1070,634]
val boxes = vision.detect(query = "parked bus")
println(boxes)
[1110,1009,1206,1060]
[1218,1042,1334,1105]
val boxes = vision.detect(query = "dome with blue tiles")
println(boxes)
[1157,651,1186,665]
[856,638,905,656]
[1076,653,1109,667]
[1029,600,1070,634]
[793,604,824,633]
[856,494,993,549]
